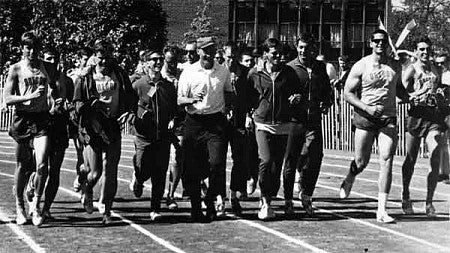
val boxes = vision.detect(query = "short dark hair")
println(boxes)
[163,45,179,56]
[338,55,349,62]
[143,50,162,61]
[262,38,281,52]
[370,29,389,41]
[239,48,253,62]
[42,47,59,61]
[21,31,41,47]
[415,36,432,47]
[296,32,315,46]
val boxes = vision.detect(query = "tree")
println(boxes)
[389,0,450,53]
[0,0,167,73]
[183,0,224,43]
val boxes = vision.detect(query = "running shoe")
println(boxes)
[102,213,112,226]
[205,201,217,221]
[301,194,314,216]
[29,203,43,227]
[230,198,242,216]
[284,200,294,215]
[258,204,275,220]
[16,206,27,225]
[95,202,106,214]
[200,180,208,198]
[376,211,395,223]
[339,176,354,199]
[26,172,36,203]
[247,178,256,195]
[401,199,414,215]
[81,191,94,214]
[150,211,162,221]
[166,198,178,210]
[425,203,436,217]
[129,176,143,198]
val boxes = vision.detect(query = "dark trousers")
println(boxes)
[227,124,248,193]
[244,127,259,182]
[182,113,227,210]
[133,136,170,211]
[255,130,287,198]
[283,125,323,199]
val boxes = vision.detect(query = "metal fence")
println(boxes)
[0,76,429,157]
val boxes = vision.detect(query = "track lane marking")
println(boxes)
[0,160,329,253]
[0,165,186,253]
[0,204,46,253]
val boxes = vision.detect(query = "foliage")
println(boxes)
[0,0,167,73]
[183,0,223,43]
[389,0,450,53]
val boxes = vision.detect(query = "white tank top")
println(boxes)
[360,57,399,117]
[15,60,51,113]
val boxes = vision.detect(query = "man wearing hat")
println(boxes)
[178,36,234,222]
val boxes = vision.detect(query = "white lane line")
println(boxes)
[307,183,450,252]
[235,218,328,253]
[0,164,186,253]
[0,206,46,253]
[320,167,450,198]
[0,160,328,253]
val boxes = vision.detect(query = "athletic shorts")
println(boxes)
[48,113,69,151]
[406,106,447,138]
[9,111,49,144]
[353,111,397,137]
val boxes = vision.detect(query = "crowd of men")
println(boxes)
[3,29,449,227]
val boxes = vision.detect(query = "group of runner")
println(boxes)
[4,29,449,227]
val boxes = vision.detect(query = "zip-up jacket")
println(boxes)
[287,58,331,128]
[132,75,177,140]
[247,63,303,124]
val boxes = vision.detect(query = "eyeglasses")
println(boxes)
[372,39,388,44]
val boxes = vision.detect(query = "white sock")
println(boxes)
[378,192,388,214]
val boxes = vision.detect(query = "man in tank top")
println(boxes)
[401,37,448,217]
[4,31,58,226]
[339,29,409,223]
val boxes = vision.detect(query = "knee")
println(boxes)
[351,160,365,175]
[36,163,48,177]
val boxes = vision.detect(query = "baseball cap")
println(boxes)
[197,37,216,49]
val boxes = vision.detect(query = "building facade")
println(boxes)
[229,0,390,61]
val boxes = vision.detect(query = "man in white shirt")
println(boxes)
[178,36,234,222]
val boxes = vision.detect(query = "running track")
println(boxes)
[0,132,448,253]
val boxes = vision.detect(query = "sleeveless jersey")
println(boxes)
[412,64,439,107]
[360,57,399,117]
[15,60,51,113]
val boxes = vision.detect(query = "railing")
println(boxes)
[0,79,431,157]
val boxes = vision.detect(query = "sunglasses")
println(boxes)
[372,39,388,44]
[186,50,196,55]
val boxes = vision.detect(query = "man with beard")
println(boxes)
[129,50,177,220]
[283,33,331,217]
[339,29,409,223]
[4,31,58,226]
[247,38,302,220]
[73,40,136,225]
[178,37,234,222]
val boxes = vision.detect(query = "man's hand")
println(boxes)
[168,119,175,130]
[364,104,384,117]
[28,85,45,100]
[288,94,302,105]
[118,111,135,127]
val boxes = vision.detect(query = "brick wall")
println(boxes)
[161,0,229,45]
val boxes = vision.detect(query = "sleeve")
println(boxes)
[121,69,138,113]
[223,68,233,92]
[246,73,260,113]
[177,69,190,98]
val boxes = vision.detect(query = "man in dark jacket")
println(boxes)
[129,50,177,221]
[247,38,302,220]
[283,33,331,217]
[73,40,137,225]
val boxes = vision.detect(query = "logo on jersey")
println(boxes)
[24,76,47,92]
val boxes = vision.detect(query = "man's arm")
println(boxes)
[344,61,383,117]
[177,70,201,106]
[4,65,44,105]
